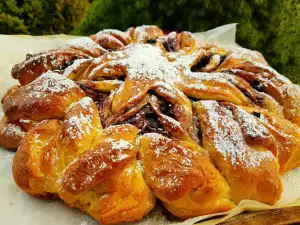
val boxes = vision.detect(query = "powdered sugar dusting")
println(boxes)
[173,49,205,71]
[158,174,183,192]
[142,133,165,144]
[96,29,129,43]
[89,44,182,86]
[134,25,160,43]
[125,44,180,83]
[30,71,77,93]
[136,160,144,173]
[234,106,270,139]
[105,138,132,162]
[228,46,267,65]
[19,119,31,124]
[64,37,100,55]
[252,62,292,92]
[143,133,193,163]
[1,123,25,138]
[66,113,93,140]
[79,97,95,114]
[110,139,131,151]
[101,79,123,85]
[99,162,107,170]
[63,59,91,77]
[184,72,238,91]
[201,101,273,167]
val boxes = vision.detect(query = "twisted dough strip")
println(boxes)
[194,101,282,204]
[11,90,300,224]
[0,117,26,150]
[12,96,235,224]
[4,26,203,149]
[1,25,300,224]
[194,100,300,203]
[11,25,167,85]
[139,133,234,219]
[216,47,300,125]
[0,72,85,149]
[12,94,300,223]
[12,97,154,224]
[9,25,300,127]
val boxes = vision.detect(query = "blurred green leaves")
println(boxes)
[0,0,90,35]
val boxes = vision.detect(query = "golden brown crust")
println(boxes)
[194,101,283,204]
[13,119,62,197]
[62,59,94,81]
[238,105,300,173]
[94,29,132,45]
[216,53,300,125]
[3,71,85,121]
[12,49,90,85]
[1,85,20,104]
[0,116,25,150]
[93,34,125,50]
[139,133,234,219]
[129,25,163,43]
[157,31,197,54]
[2,25,300,225]
[61,37,106,57]
[62,138,137,195]
[12,98,155,225]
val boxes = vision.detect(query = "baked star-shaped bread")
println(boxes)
[1,25,300,224]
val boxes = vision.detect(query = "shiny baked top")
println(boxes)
[1,25,300,225]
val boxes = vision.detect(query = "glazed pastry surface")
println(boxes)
[1,25,300,224]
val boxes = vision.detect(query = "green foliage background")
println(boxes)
[1,0,299,84]
[0,0,90,35]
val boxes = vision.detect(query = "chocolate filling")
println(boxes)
[94,75,126,82]
[77,83,109,101]
[255,94,264,106]
[219,55,226,62]
[252,111,261,118]
[97,90,177,137]
[56,59,76,71]
[162,38,177,52]
[242,90,252,99]
[147,91,176,119]
[191,54,226,72]
[251,80,263,91]
[158,99,175,119]
[96,98,113,128]
[191,54,211,72]
[122,104,171,137]
[147,39,157,44]
[56,55,90,71]
[188,97,200,103]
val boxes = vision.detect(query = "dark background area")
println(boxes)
[1,0,299,84]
